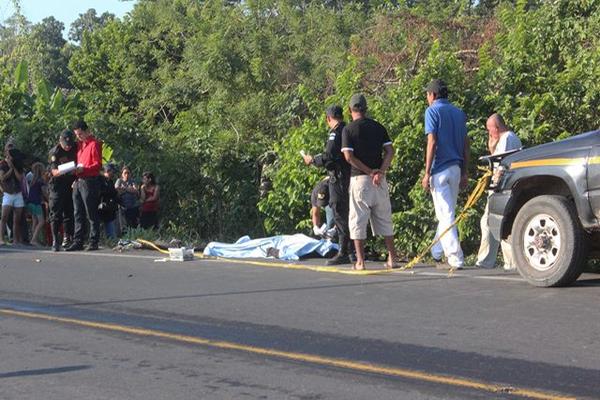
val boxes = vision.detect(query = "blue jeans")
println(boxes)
[104,219,117,239]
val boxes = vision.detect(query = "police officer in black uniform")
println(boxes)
[303,105,352,265]
[48,130,77,251]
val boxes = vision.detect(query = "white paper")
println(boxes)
[57,161,76,175]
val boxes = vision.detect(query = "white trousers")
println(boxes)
[476,196,514,269]
[430,165,464,267]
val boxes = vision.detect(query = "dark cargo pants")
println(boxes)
[49,187,74,243]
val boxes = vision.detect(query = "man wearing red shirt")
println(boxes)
[66,120,103,251]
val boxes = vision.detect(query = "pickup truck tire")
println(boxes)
[511,195,586,287]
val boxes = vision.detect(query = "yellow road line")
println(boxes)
[0,308,574,400]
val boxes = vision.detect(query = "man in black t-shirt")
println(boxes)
[48,130,77,251]
[341,94,399,270]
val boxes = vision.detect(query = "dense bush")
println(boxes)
[0,0,598,256]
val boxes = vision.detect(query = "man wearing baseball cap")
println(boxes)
[48,129,77,251]
[303,105,353,265]
[341,94,399,270]
[421,79,470,269]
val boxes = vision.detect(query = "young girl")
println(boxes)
[115,166,139,229]
[26,162,47,246]
[140,171,160,230]
[0,145,25,245]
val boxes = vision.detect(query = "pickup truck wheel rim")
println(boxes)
[523,214,561,272]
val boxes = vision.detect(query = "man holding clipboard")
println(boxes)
[66,120,103,251]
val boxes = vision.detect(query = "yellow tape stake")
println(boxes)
[403,168,493,276]
[0,308,576,400]
[135,239,392,276]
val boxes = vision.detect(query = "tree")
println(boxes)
[17,17,70,89]
[2,0,599,250]
[69,8,115,43]
[0,61,83,161]
[0,16,30,59]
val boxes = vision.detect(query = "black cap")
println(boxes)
[60,129,75,147]
[349,94,367,111]
[103,163,117,173]
[325,105,343,119]
[424,79,448,97]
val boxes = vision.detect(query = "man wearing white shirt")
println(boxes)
[476,113,522,270]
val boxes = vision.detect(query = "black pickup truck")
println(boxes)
[486,129,600,287]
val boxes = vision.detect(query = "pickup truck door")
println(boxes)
[587,145,600,220]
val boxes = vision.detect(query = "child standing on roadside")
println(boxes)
[115,166,140,229]
[140,171,160,230]
[26,162,48,246]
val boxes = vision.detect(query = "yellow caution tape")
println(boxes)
[136,168,491,278]
[403,167,493,274]
[136,238,393,275]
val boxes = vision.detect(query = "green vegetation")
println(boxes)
[1,0,599,258]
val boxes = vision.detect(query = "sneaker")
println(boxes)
[436,261,463,270]
[324,227,337,239]
[326,253,350,266]
[65,243,84,252]
[52,241,60,252]
[62,236,72,248]
[475,263,495,269]
[503,264,516,271]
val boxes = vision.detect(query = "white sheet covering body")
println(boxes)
[203,234,338,261]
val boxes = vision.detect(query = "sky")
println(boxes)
[0,0,137,38]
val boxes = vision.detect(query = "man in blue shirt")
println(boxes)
[421,79,470,269]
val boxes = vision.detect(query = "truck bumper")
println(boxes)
[488,191,513,241]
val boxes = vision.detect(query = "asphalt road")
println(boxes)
[1,246,599,400]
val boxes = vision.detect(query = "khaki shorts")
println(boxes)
[349,175,394,240]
